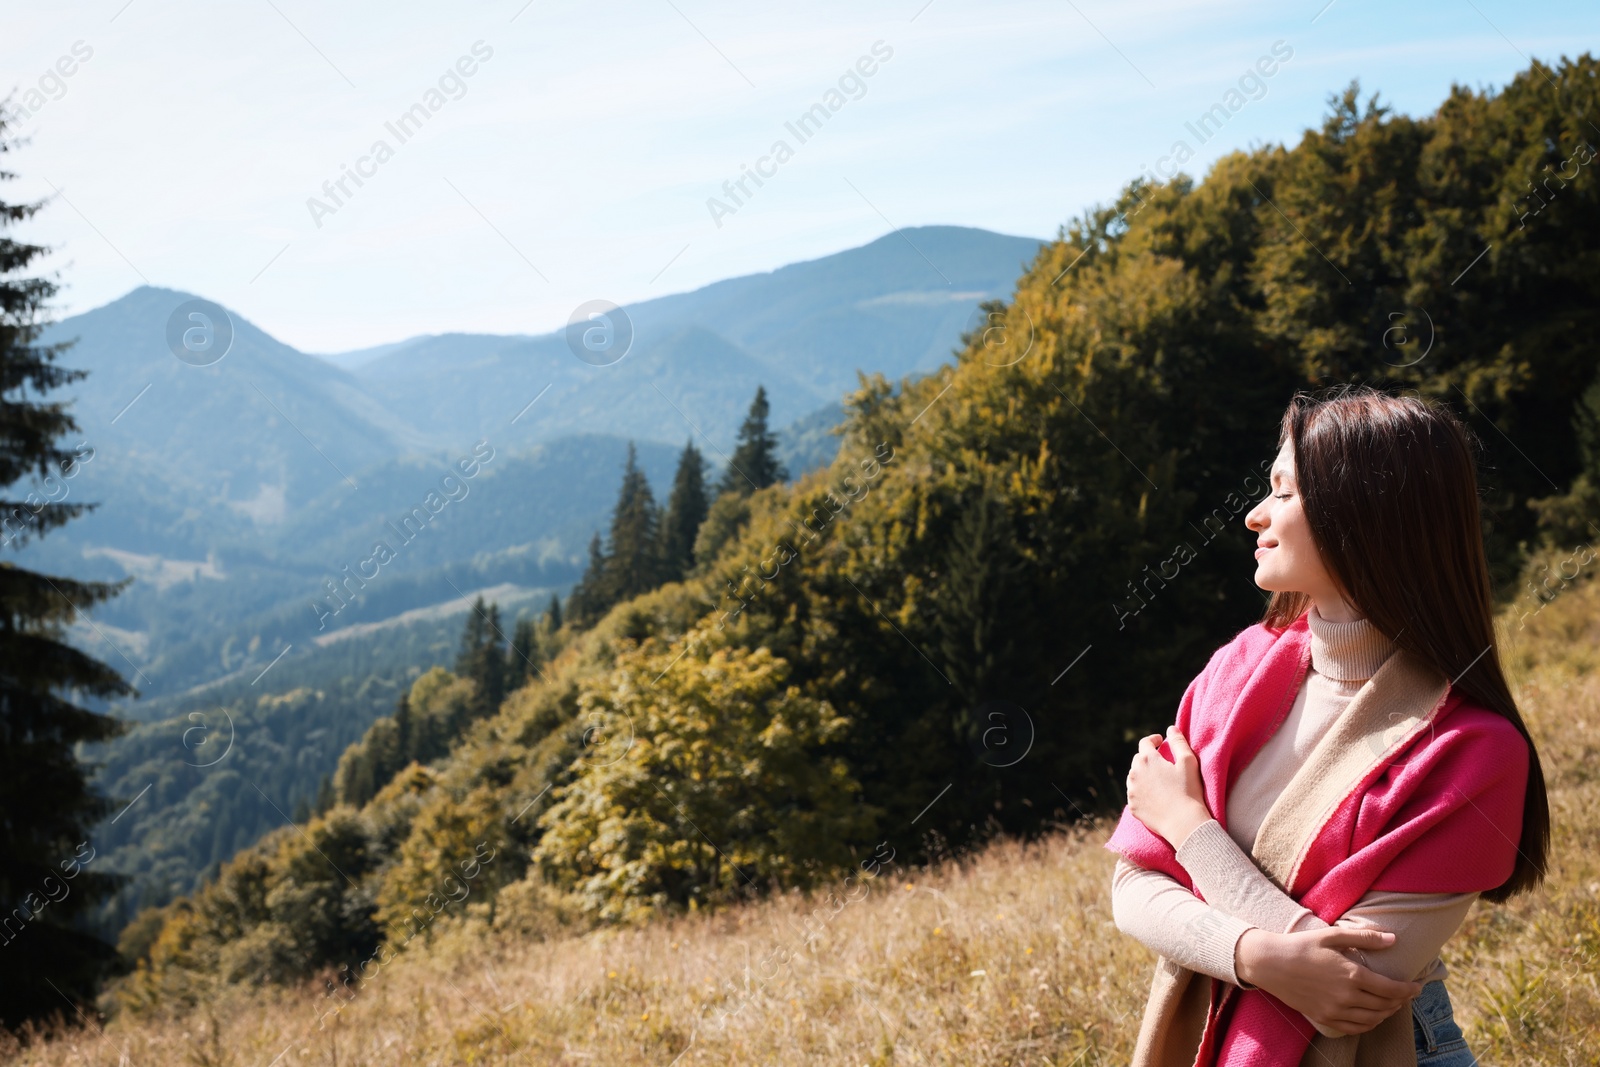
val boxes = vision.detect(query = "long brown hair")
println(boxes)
[1262,386,1548,901]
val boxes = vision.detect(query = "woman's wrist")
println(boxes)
[1162,801,1214,849]
[1234,927,1277,987]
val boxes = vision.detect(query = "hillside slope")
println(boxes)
[12,577,1599,1065]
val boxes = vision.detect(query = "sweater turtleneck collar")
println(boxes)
[1306,606,1395,682]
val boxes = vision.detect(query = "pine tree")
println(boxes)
[507,614,540,684]
[719,386,788,496]
[569,444,663,627]
[0,114,133,1026]
[455,596,488,674]
[606,443,662,602]
[566,531,608,628]
[546,592,562,633]
[454,597,506,721]
[659,440,709,581]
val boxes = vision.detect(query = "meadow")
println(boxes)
[9,575,1598,1066]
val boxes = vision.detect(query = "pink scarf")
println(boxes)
[1107,614,1529,1066]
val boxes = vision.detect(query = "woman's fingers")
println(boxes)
[1165,727,1195,758]
[1339,988,1409,1013]
[1319,927,1396,951]
[1350,968,1425,1002]
[1137,734,1162,756]
[1326,1006,1400,1034]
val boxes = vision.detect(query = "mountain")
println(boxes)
[339,225,1043,452]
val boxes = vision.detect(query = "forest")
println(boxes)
[5,53,1600,1030]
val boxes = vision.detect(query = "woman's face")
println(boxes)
[1244,442,1344,606]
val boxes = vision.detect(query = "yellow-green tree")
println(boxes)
[533,636,869,920]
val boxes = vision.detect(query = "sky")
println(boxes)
[3,0,1596,354]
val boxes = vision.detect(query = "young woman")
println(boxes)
[1107,388,1549,1066]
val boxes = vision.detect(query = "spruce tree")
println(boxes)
[454,597,506,720]
[605,442,662,603]
[566,532,607,627]
[0,113,133,1026]
[545,592,562,633]
[455,596,488,674]
[659,439,709,581]
[507,613,540,684]
[719,386,788,496]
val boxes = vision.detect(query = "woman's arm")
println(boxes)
[1178,819,1476,982]
[1110,857,1255,983]
[1110,856,1420,1036]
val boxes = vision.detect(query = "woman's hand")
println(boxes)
[1235,927,1423,1035]
[1125,727,1213,846]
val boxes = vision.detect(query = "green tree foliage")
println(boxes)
[373,786,512,937]
[565,532,607,625]
[567,444,666,626]
[507,614,541,686]
[606,443,663,601]
[455,597,506,721]
[718,386,788,496]
[0,113,133,1027]
[658,440,709,581]
[119,806,387,1007]
[532,637,867,920]
[334,668,475,808]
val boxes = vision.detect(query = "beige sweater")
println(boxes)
[1111,609,1476,1004]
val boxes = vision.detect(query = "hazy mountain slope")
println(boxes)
[36,287,415,509]
[350,327,828,456]
[616,225,1043,397]
[348,226,1043,446]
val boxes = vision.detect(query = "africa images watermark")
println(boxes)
[1136,40,1294,185]
[263,841,499,1054]
[1113,457,1275,630]
[1514,137,1595,229]
[310,439,496,631]
[306,40,495,229]
[5,40,94,126]
[706,40,895,230]
[0,841,97,948]
[713,441,897,629]
[1515,536,1598,630]
[0,440,94,549]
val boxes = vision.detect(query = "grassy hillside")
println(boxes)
[10,577,1598,1065]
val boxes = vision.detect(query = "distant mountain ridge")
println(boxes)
[21,224,1040,709]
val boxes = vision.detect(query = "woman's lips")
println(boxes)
[1254,545,1274,560]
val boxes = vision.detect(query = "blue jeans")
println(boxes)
[1412,980,1478,1066]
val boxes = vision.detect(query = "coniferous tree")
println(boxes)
[659,440,709,581]
[455,597,488,672]
[606,442,662,602]
[718,386,788,496]
[568,444,665,628]
[454,597,506,721]
[567,532,608,627]
[545,592,562,633]
[0,113,133,1026]
[507,614,540,684]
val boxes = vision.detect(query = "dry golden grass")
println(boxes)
[10,581,1600,1066]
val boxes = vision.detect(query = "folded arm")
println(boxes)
[1111,856,1254,983]
[1176,819,1476,985]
